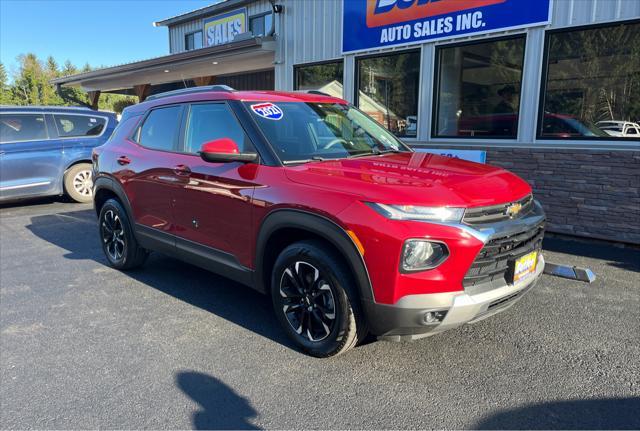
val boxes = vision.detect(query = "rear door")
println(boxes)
[0,112,62,200]
[51,113,110,164]
[114,104,184,234]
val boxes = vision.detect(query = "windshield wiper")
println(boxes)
[282,156,328,165]
[349,148,404,158]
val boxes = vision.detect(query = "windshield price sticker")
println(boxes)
[250,103,283,120]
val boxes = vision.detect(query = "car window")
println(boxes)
[246,102,408,163]
[0,113,48,143]
[53,114,107,137]
[136,105,182,152]
[184,103,254,154]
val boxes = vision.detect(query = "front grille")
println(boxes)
[463,222,545,289]
[463,194,534,224]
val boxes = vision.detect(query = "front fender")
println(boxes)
[254,209,374,303]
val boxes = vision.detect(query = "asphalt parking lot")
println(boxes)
[1,199,639,429]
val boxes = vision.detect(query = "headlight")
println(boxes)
[401,240,449,272]
[366,203,464,222]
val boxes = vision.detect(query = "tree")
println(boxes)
[3,53,137,112]
[0,62,12,104]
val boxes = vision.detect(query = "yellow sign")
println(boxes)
[204,8,247,47]
[513,251,538,284]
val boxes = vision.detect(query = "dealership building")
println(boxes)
[52,0,640,244]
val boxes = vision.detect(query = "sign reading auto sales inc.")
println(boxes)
[204,8,247,47]
[342,0,551,53]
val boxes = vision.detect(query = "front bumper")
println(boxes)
[364,254,545,341]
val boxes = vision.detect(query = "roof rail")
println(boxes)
[146,85,235,101]
[305,90,332,97]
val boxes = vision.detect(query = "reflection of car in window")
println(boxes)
[405,115,417,136]
[596,121,640,138]
[541,114,608,138]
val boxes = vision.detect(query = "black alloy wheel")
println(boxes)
[271,240,366,357]
[98,198,148,270]
[101,209,126,262]
[279,261,337,342]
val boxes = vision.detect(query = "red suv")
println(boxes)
[93,86,545,357]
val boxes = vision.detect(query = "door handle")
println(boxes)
[117,156,131,166]
[173,164,191,176]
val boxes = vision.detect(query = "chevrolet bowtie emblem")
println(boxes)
[506,202,523,218]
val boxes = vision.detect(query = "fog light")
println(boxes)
[401,240,448,272]
[423,310,447,325]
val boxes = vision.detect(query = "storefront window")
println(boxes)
[356,51,420,138]
[539,21,640,139]
[433,36,526,139]
[294,61,344,98]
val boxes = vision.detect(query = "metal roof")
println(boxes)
[153,0,256,27]
[50,36,273,88]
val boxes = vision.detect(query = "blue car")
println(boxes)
[0,106,118,203]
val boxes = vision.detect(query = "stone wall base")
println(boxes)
[485,149,640,244]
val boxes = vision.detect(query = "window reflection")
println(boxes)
[539,21,640,139]
[294,61,344,98]
[356,51,420,138]
[434,36,526,138]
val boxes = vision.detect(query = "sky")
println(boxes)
[1,0,216,77]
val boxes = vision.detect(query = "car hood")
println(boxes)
[284,152,532,207]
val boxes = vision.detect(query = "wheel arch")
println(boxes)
[93,176,135,222]
[255,209,374,303]
[64,158,92,172]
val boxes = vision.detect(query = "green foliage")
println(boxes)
[110,98,137,114]
[2,53,135,112]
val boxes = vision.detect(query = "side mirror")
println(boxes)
[199,138,258,163]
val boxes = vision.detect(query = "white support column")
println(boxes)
[343,54,355,103]
[517,27,546,145]
[417,44,435,143]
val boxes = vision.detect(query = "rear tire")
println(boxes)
[271,240,367,357]
[64,163,93,203]
[98,198,148,270]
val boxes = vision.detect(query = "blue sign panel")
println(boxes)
[343,0,551,53]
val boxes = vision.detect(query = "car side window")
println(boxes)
[53,114,107,137]
[184,103,254,154]
[0,113,48,143]
[136,105,182,152]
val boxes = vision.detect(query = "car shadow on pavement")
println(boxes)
[543,236,640,273]
[474,397,640,430]
[176,371,260,430]
[25,209,295,352]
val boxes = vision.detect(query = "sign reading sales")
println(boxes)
[342,0,551,53]
[204,8,247,47]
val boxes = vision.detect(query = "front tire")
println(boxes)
[271,240,366,357]
[64,163,94,203]
[98,199,148,270]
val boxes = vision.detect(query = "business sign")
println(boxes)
[414,148,487,163]
[204,8,247,47]
[342,0,551,53]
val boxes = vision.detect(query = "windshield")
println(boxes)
[244,102,410,164]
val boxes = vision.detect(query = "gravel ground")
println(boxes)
[1,199,639,429]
